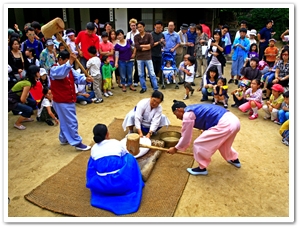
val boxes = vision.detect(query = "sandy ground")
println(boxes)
[7,64,290,219]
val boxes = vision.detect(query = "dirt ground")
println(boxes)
[7,64,290,219]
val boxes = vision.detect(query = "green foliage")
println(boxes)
[220,8,289,40]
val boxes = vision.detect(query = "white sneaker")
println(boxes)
[91,98,97,102]
[133,83,138,87]
[107,91,113,96]
[166,79,170,84]
[104,92,109,97]
[80,101,87,105]
[94,98,103,103]
[173,79,176,84]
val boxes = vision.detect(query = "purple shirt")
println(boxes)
[114,39,132,61]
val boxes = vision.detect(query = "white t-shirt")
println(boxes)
[126,30,139,46]
[37,98,52,117]
[86,56,101,76]
[185,65,195,83]
[66,39,78,55]
[75,84,87,94]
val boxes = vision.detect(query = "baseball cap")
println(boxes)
[39,68,47,76]
[45,39,54,46]
[269,38,276,43]
[57,50,70,60]
[271,84,284,92]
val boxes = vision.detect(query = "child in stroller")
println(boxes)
[161,52,179,89]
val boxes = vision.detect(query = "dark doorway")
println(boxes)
[89,8,110,33]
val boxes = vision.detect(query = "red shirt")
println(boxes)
[75,31,100,60]
[201,24,211,39]
[99,41,114,62]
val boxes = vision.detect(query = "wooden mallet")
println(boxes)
[41,17,90,78]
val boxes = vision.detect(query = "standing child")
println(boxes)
[248,29,257,45]
[262,83,284,121]
[213,77,229,108]
[274,90,289,125]
[181,56,195,100]
[37,87,59,126]
[101,55,116,97]
[248,43,259,59]
[238,79,263,120]
[264,38,279,67]
[246,43,259,67]
[162,61,176,84]
[230,80,249,107]
[86,45,103,103]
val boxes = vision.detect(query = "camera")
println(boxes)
[211,38,216,43]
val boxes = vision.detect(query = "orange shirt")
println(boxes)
[264,46,278,62]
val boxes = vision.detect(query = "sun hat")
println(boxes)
[271,84,284,92]
[249,29,257,36]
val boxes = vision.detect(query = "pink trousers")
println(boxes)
[239,100,263,112]
[193,112,240,168]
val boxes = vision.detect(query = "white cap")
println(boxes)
[39,68,47,76]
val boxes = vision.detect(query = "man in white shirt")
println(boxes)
[234,20,250,39]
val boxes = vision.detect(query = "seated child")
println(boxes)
[261,56,280,99]
[213,77,229,108]
[258,58,269,75]
[181,56,195,100]
[39,68,51,89]
[199,65,219,102]
[37,87,59,126]
[262,84,284,122]
[178,54,190,84]
[230,80,249,107]
[163,60,176,84]
[279,120,289,146]
[24,47,40,71]
[274,90,289,125]
[238,79,263,120]
[75,83,95,105]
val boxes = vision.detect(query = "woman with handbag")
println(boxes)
[8,37,26,81]
[8,65,40,130]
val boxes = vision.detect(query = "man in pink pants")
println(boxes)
[167,100,241,175]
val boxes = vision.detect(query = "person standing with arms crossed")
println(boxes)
[50,50,94,151]
[134,21,158,93]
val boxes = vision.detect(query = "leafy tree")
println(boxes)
[219,8,289,41]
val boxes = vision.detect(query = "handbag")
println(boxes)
[202,45,208,56]
[8,89,22,112]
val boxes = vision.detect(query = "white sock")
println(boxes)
[252,107,258,115]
